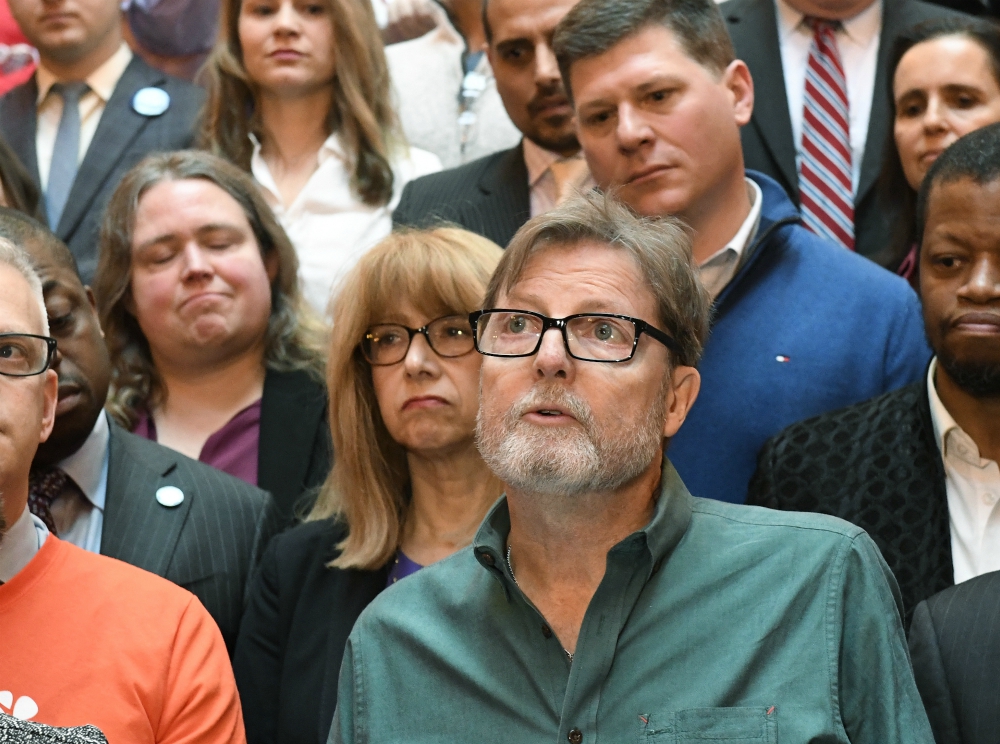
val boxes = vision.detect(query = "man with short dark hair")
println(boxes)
[0,207,278,653]
[329,191,933,744]
[392,0,590,247]
[750,124,1000,633]
[0,0,202,282]
[554,0,930,504]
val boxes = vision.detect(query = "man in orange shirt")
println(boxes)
[0,237,246,743]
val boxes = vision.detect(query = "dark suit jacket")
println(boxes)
[259,368,332,523]
[392,142,529,248]
[233,518,388,744]
[748,381,952,626]
[722,0,964,266]
[909,571,1000,744]
[0,55,204,282]
[101,420,278,653]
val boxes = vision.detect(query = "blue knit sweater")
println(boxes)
[668,171,931,504]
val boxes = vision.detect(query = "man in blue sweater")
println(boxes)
[553,0,930,503]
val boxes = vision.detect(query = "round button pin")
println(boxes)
[132,87,171,117]
[156,486,185,508]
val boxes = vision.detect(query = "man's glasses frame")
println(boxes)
[361,315,476,366]
[469,309,679,363]
[0,333,57,377]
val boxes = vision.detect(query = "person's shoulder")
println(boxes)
[264,366,327,404]
[393,145,443,182]
[898,0,969,24]
[120,54,204,109]
[268,517,347,569]
[690,497,867,547]
[403,146,518,194]
[717,0,765,20]
[923,569,1000,618]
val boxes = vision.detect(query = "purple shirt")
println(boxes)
[133,400,262,486]
[386,551,423,586]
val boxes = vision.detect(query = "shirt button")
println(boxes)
[480,552,495,567]
[567,729,583,744]
[541,624,553,638]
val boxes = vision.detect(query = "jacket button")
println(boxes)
[541,624,552,638]
[568,729,583,744]
[481,552,495,566]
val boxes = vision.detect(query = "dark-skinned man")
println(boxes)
[0,207,277,653]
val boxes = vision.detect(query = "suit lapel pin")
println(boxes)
[156,486,184,508]
[132,87,171,117]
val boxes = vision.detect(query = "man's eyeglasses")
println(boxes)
[469,309,678,363]
[361,315,476,366]
[0,333,57,377]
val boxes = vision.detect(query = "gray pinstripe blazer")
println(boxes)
[100,421,278,653]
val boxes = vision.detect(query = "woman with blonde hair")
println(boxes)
[233,226,503,744]
[95,149,331,522]
[200,0,440,315]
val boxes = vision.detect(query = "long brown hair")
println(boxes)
[199,0,402,206]
[309,228,504,570]
[94,150,326,430]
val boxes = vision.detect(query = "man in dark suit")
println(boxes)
[392,0,588,248]
[721,0,963,264]
[909,571,1000,744]
[0,0,203,283]
[748,124,1000,627]
[0,207,277,652]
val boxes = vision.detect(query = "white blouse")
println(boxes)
[251,134,441,316]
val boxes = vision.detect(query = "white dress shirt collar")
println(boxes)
[36,42,133,105]
[0,506,48,584]
[250,132,349,210]
[775,0,882,47]
[697,178,763,298]
[59,411,110,511]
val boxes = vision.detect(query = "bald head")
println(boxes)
[0,208,80,279]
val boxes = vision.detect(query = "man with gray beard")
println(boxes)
[329,192,933,744]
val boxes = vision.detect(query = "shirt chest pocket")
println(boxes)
[639,706,777,743]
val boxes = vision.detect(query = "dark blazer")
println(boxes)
[101,420,279,653]
[259,368,332,522]
[0,55,204,282]
[392,142,529,248]
[721,0,964,266]
[748,381,952,626]
[233,518,388,744]
[909,571,1000,744]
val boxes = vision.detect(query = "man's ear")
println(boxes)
[39,368,58,443]
[662,365,700,438]
[723,59,754,128]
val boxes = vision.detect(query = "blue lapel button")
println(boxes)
[132,87,171,117]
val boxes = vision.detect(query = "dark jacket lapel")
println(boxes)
[476,142,530,247]
[56,56,163,240]
[725,0,799,197]
[101,420,191,578]
[0,77,41,186]
[915,378,955,598]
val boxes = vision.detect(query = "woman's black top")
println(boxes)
[234,518,388,744]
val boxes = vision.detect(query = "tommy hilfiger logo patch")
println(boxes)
[0,691,38,720]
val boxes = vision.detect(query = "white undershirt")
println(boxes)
[775,0,881,195]
[926,359,1000,584]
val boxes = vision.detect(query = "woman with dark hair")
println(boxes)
[199,0,440,315]
[880,16,1000,280]
[0,134,40,216]
[94,149,331,521]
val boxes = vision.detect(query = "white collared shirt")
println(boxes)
[251,134,441,316]
[53,411,110,553]
[522,138,594,218]
[697,178,763,299]
[926,359,1000,584]
[0,506,48,584]
[775,0,881,194]
[35,43,133,192]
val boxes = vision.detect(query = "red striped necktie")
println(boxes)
[799,17,855,250]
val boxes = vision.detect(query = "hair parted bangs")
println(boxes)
[199,0,402,207]
[484,190,711,369]
[311,227,505,570]
[94,150,326,430]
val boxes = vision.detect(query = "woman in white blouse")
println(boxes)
[201,0,440,315]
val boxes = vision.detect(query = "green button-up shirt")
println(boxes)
[331,462,933,743]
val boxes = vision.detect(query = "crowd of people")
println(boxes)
[0,0,998,741]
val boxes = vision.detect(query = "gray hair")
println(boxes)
[0,236,49,335]
[482,190,711,368]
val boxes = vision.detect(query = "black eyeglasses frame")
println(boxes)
[0,332,58,377]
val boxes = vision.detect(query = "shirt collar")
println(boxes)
[927,357,990,468]
[0,506,48,583]
[775,0,882,46]
[521,137,585,188]
[36,42,133,105]
[699,178,762,268]
[58,411,110,510]
[472,459,694,590]
[249,132,346,199]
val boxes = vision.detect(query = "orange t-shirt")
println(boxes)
[0,536,246,743]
